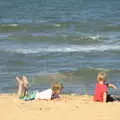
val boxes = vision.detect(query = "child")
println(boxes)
[93,72,117,103]
[16,76,29,98]
[16,76,64,101]
[35,82,64,100]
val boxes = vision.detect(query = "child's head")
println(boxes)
[52,82,64,94]
[97,72,107,83]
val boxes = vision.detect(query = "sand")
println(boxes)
[0,94,120,120]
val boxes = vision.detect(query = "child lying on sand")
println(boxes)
[16,76,64,101]
[93,72,120,103]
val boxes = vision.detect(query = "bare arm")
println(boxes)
[103,92,107,103]
[108,84,117,89]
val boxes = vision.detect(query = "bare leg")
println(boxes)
[16,77,24,97]
[22,76,29,96]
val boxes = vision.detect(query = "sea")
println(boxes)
[0,0,120,95]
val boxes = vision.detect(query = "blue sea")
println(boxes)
[0,0,120,94]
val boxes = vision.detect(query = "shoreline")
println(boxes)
[0,93,120,120]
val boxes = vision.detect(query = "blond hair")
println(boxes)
[52,82,64,94]
[97,72,107,82]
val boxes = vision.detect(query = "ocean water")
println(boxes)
[0,0,120,94]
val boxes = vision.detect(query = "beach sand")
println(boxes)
[0,94,120,120]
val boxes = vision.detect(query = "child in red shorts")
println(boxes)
[94,72,117,103]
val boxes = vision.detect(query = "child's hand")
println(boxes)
[108,84,117,89]
[113,85,117,89]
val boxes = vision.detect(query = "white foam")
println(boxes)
[5,44,120,54]
[8,24,18,27]
[88,35,100,40]
[1,24,18,27]
[54,24,61,27]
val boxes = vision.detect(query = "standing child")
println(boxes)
[93,72,117,103]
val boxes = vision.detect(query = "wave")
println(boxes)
[6,34,103,45]
[0,23,60,30]
[88,35,101,40]
[0,33,11,38]
[32,67,120,85]
[30,67,120,94]
[0,24,19,28]
[2,24,18,27]
[1,44,120,54]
